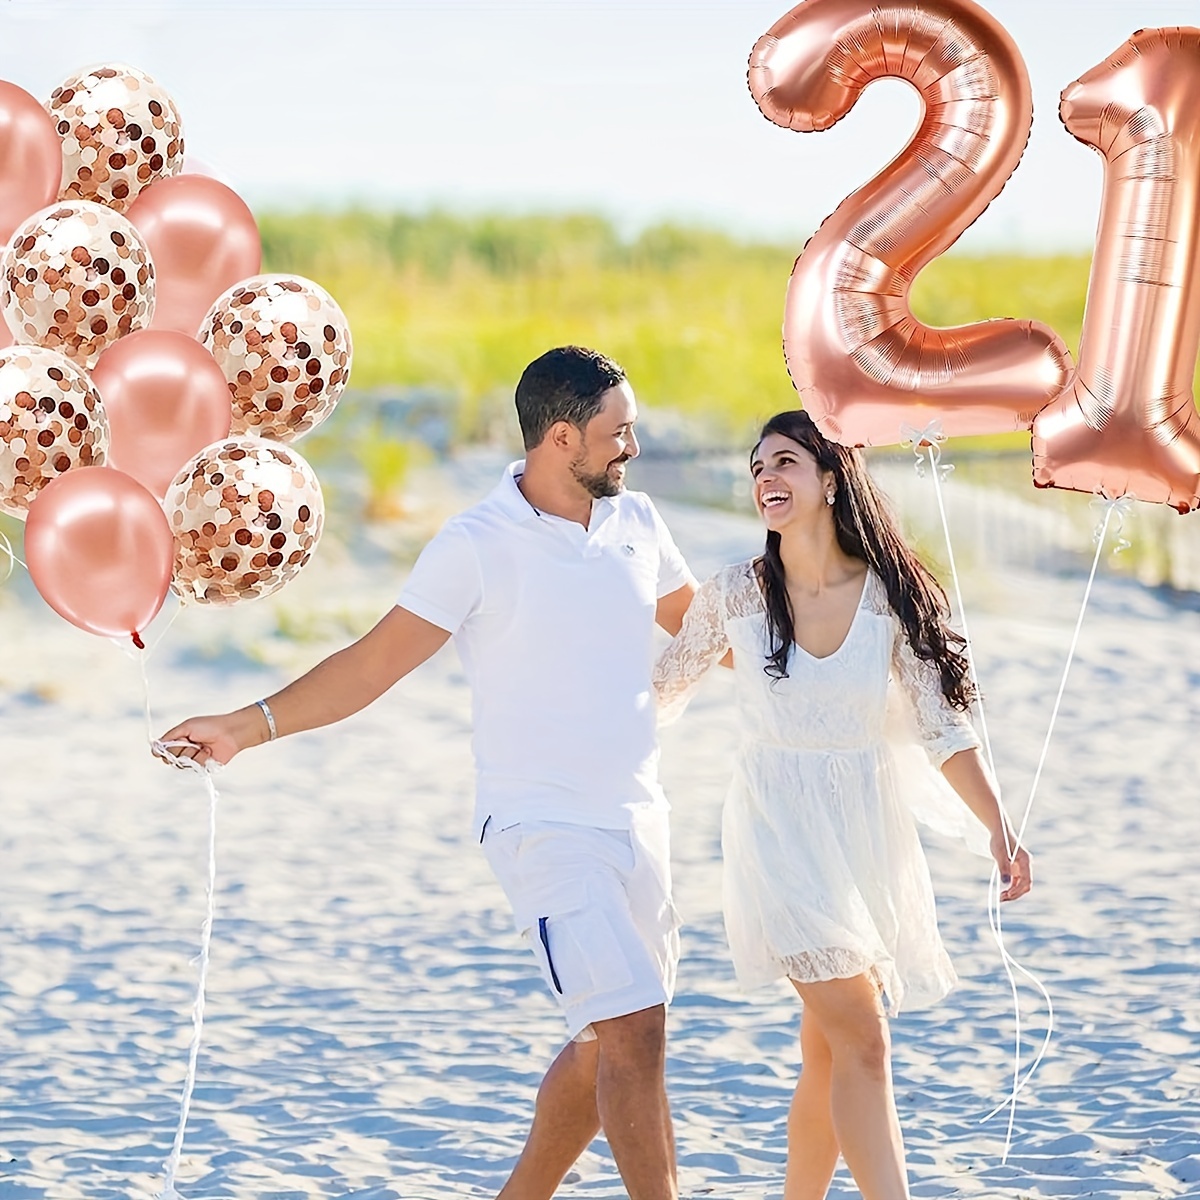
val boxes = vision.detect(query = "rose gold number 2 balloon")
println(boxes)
[1031,28,1200,512]
[749,0,1071,447]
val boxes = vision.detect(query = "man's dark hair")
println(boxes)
[514,346,626,450]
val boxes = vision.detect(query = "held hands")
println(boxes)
[153,704,272,769]
[991,830,1032,902]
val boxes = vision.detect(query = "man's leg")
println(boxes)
[592,1004,676,1200]
[497,1036,600,1200]
[484,818,678,1199]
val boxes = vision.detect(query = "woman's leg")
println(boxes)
[784,1003,840,1200]
[790,975,910,1200]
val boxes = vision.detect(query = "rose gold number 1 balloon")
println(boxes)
[749,0,1071,447]
[1031,28,1200,512]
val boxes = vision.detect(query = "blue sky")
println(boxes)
[2,0,1196,250]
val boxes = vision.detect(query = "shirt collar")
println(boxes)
[489,460,540,524]
[493,459,619,530]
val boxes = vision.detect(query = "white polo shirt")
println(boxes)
[397,461,691,837]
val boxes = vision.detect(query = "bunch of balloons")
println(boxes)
[0,64,350,645]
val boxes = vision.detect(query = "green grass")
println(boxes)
[259,209,1197,448]
[261,210,805,438]
[356,428,432,520]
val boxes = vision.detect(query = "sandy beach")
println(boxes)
[1,462,1199,1199]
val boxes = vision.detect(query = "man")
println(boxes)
[161,346,696,1200]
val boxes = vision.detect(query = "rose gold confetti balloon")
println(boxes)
[201,274,352,444]
[1,200,156,368]
[165,435,324,606]
[0,345,108,519]
[47,64,184,213]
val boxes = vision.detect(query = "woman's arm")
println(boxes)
[159,605,451,766]
[890,619,1032,901]
[652,571,731,723]
[940,748,1032,901]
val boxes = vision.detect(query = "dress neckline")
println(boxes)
[791,569,871,663]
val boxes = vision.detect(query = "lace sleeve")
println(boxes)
[890,620,980,768]
[652,570,731,725]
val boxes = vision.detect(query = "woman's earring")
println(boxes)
[825,492,835,506]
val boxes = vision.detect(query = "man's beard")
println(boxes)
[570,453,629,498]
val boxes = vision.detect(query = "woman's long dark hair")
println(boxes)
[753,409,975,711]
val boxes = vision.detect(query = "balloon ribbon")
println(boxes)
[0,528,26,585]
[906,423,1083,1162]
[150,740,221,1200]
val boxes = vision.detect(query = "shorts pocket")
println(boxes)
[517,879,635,1005]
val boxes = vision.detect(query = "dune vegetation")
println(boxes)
[259,209,1106,447]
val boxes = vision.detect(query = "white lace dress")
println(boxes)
[654,561,986,1014]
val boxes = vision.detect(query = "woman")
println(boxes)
[653,409,1031,1200]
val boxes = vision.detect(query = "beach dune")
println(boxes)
[1,480,1198,1199]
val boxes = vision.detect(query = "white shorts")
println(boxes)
[481,807,680,1041]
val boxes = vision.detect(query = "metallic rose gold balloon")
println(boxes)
[165,436,324,606]
[1032,28,1200,512]
[0,345,108,518]
[749,0,1072,447]
[1,200,156,368]
[200,274,352,443]
[0,81,63,242]
[127,175,261,337]
[46,64,184,213]
[91,330,232,499]
[24,465,174,640]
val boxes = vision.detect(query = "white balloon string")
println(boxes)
[901,420,955,483]
[910,431,1055,1162]
[136,635,221,1200]
[137,642,156,746]
[147,594,184,659]
[152,745,220,1200]
[0,528,26,584]
[1014,499,1116,854]
[978,914,1056,1123]
[977,499,1119,1142]
[921,435,999,806]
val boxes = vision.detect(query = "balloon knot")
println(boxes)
[131,631,146,650]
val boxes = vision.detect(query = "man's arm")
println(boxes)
[654,580,697,636]
[656,579,733,667]
[159,606,451,767]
